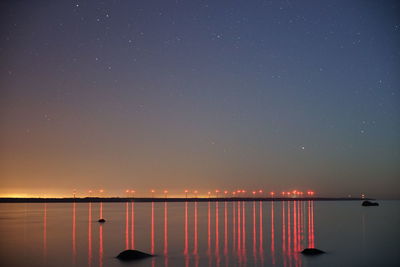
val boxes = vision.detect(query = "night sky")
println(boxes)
[1,0,399,198]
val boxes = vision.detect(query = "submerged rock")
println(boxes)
[301,248,325,255]
[98,218,106,223]
[362,200,379,206]
[116,250,153,261]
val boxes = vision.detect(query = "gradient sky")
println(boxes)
[0,0,399,198]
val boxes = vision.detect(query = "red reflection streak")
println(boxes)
[131,202,134,249]
[100,202,103,219]
[282,202,286,267]
[287,201,291,252]
[299,202,303,250]
[242,201,246,255]
[215,201,219,255]
[252,201,256,259]
[193,201,198,255]
[237,201,241,253]
[224,201,228,255]
[184,201,188,255]
[307,201,311,248]
[233,202,236,251]
[43,203,47,263]
[208,201,211,254]
[164,202,168,267]
[311,201,315,248]
[287,201,291,267]
[164,202,168,255]
[302,202,306,248]
[300,202,304,267]
[259,201,264,265]
[293,201,297,252]
[151,202,155,255]
[72,203,76,265]
[271,201,275,266]
[242,202,247,265]
[298,202,302,252]
[296,202,303,267]
[298,202,301,251]
[99,224,103,267]
[215,201,220,267]
[88,203,92,267]
[125,202,129,249]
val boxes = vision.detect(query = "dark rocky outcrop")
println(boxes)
[362,200,379,206]
[116,250,153,261]
[98,218,106,223]
[301,248,325,255]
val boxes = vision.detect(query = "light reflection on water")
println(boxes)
[44,200,313,267]
[0,201,399,267]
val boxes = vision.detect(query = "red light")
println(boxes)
[194,190,198,194]
[126,190,129,193]
[270,192,275,196]
[215,190,220,193]
[259,190,263,193]
[252,191,256,195]
[184,190,189,193]
[224,190,228,194]
[164,190,168,194]
[151,190,155,193]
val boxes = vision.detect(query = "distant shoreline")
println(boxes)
[0,197,370,203]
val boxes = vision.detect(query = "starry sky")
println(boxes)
[0,0,399,198]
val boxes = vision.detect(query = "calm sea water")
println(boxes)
[0,200,399,267]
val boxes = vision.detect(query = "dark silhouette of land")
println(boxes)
[0,197,370,203]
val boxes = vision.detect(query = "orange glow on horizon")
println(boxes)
[0,187,322,199]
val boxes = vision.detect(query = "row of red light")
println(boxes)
[281,190,315,196]
[128,189,315,198]
[80,189,315,197]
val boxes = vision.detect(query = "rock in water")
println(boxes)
[301,248,325,255]
[116,250,153,261]
[362,200,379,206]
[98,218,106,223]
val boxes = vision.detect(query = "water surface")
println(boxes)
[0,200,399,267]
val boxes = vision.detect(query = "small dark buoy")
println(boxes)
[116,250,153,261]
[362,200,379,206]
[301,248,325,255]
[98,218,106,223]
